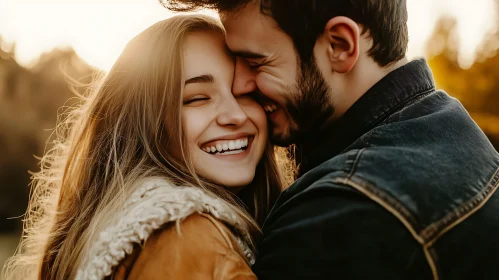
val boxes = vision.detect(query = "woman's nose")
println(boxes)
[216,95,248,127]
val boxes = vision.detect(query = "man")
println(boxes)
[163,0,499,279]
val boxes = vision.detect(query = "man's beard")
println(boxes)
[271,58,335,146]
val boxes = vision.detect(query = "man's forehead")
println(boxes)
[220,1,279,33]
[221,5,280,55]
[223,26,268,57]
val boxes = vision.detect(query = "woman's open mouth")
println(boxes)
[201,136,252,156]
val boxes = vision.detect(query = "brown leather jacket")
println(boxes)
[111,213,257,280]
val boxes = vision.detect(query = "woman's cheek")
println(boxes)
[182,109,208,147]
[248,105,268,139]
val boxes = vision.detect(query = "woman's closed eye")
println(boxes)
[183,95,210,106]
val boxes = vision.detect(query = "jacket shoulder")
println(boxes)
[114,213,256,280]
[76,178,255,280]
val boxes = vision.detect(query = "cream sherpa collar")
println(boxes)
[75,178,255,280]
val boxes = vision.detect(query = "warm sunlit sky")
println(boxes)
[0,0,497,71]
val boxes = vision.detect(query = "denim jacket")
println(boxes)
[253,59,499,280]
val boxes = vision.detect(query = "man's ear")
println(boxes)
[321,16,360,73]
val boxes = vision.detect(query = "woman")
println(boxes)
[3,15,287,279]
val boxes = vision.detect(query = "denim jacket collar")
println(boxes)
[297,58,436,176]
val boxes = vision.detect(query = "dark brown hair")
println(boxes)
[161,0,409,66]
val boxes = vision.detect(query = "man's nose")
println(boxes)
[232,57,257,97]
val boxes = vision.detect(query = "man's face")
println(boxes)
[222,2,334,146]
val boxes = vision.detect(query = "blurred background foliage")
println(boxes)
[0,42,96,232]
[0,8,499,270]
[0,41,97,267]
[428,17,499,139]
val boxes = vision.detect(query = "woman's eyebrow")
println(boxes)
[185,74,214,85]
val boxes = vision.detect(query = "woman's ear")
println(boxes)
[320,16,360,73]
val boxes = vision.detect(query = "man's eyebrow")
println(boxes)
[232,51,266,59]
[185,74,214,85]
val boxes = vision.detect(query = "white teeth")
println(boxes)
[228,141,235,150]
[223,149,244,155]
[264,104,277,113]
[202,137,250,154]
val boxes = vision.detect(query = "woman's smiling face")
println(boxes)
[181,30,268,190]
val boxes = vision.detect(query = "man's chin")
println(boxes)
[271,136,293,147]
[269,115,300,146]
[270,129,297,147]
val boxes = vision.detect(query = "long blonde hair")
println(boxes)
[3,15,285,280]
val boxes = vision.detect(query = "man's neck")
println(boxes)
[332,56,409,120]
[296,57,428,177]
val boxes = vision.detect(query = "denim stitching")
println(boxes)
[423,166,499,246]
[335,147,442,279]
[334,175,423,239]
[423,246,440,280]
[331,176,438,279]
[342,150,360,174]
[332,160,499,280]
[346,149,365,179]
[331,166,499,279]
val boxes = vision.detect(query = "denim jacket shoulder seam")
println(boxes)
[331,175,424,243]
[334,148,424,241]
[422,165,499,246]
[334,160,499,280]
[345,149,365,178]
[338,158,499,245]
[330,174,440,280]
